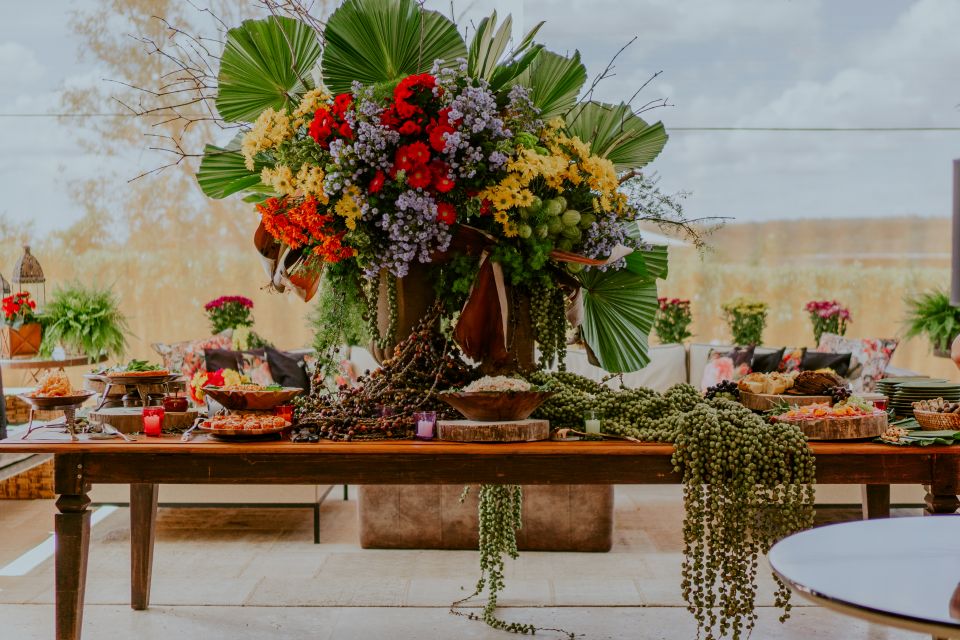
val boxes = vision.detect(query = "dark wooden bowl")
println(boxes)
[439,391,554,422]
[202,386,302,411]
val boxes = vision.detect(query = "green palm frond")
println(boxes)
[196,133,273,200]
[215,16,322,123]
[512,49,587,120]
[322,0,467,95]
[576,246,668,372]
[623,223,669,278]
[468,11,544,91]
[566,101,668,172]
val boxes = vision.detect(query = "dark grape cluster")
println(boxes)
[704,379,740,401]
[830,385,852,403]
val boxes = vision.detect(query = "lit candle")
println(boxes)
[584,410,601,434]
[142,407,164,437]
[414,411,436,440]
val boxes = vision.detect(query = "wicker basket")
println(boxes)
[912,409,960,431]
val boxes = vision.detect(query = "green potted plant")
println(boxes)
[1,291,41,358]
[39,284,129,360]
[721,297,768,345]
[904,289,960,357]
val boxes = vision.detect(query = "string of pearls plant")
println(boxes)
[459,371,816,640]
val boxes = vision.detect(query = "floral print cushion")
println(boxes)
[152,330,234,383]
[240,351,276,387]
[816,333,898,392]
[700,345,755,391]
[778,347,806,373]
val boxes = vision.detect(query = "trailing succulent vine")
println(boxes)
[527,371,816,639]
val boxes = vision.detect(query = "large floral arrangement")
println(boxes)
[197,0,671,374]
[2,292,38,328]
[805,299,851,345]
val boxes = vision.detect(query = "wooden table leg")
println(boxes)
[924,485,960,515]
[861,484,890,519]
[130,483,158,610]
[54,454,91,640]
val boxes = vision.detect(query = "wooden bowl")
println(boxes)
[439,391,553,422]
[202,386,302,411]
[19,391,96,410]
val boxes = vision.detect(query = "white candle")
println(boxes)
[584,419,601,434]
[417,420,433,438]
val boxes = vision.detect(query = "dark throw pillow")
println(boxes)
[751,348,786,374]
[800,351,852,377]
[265,347,311,391]
[204,348,242,372]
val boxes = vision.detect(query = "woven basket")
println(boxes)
[913,409,960,431]
[0,458,54,499]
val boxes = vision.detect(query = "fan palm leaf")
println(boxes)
[622,223,669,278]
[196,134,273,200]
[321,0,467,95]
[512,49,587,120]
[468,11,544,91]
[576,246,667,372]
[566,101,667,172]
[215,16,322,123]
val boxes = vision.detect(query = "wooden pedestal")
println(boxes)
[438,418,549,442]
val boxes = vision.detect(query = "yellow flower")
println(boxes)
[582,154,618,193]
[502,221,519,238]
[493,210,510,225]
[261,165,296,196]
[334,187,363,230]
[242,107,293,170]
[514,189,534,208]
[293,88,331,119]
[567,135,591,160]
[491,189,516,211]
[295,164,328,202]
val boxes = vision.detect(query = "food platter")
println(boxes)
[18,390,96,409]
[198,420,291,440]
[739,391,832,412]
[202,386,302,411]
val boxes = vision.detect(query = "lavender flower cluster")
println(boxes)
[579,208,629,270]
[363,190,453,278]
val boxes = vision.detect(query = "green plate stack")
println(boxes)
[876,376,934,398]
[889,381,960,418]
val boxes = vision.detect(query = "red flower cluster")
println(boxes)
[309,92,353,149]
[657,297,691,311]
[804,299,851,321]
[2,292,36,324]
[375,74,459,225]
[204,296,254,312]
[256,196,355,264]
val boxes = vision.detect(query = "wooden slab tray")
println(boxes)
[438,418,550,442]
[89,407,200,434]
[775,412,888,441]
[740,391,832,412]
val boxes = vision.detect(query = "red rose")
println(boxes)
[380,106,400,129]
[398,120,421,136]
[479,199,492,216]
[395,142,430,171]
[431,161,455,193]
[395,100,419,120]
[407,164,432,190]
[338,121,353,139]
[436,202,456,225]
[369,170,386,194]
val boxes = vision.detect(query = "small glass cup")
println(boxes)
[142,406,164,437]
[584,410,602,435]
[274,404,294,424]
[414,411,436,440]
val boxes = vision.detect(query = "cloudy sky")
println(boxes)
[1,0,959,236]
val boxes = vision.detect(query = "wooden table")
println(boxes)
[0,355,106,439]
[0,435,958,640]
[770,517,960,639]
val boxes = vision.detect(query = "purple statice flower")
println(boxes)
[579,208,628,269]
[506,84,542,133]
[362,190,452,278]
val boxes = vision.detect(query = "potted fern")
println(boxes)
[904,289,960,357]
[39,284,129,361]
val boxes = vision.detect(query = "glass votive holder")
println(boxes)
[142,406,164,437]
[415,411,436,440]
[584,410,601,434]
[274,404,294,424]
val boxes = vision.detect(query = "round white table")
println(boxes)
[769,517,960,638]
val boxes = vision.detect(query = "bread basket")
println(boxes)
[912,409,960,431]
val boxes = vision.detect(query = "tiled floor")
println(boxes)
[0,487,927,639]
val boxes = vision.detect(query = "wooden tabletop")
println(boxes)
[0,434,954,456]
